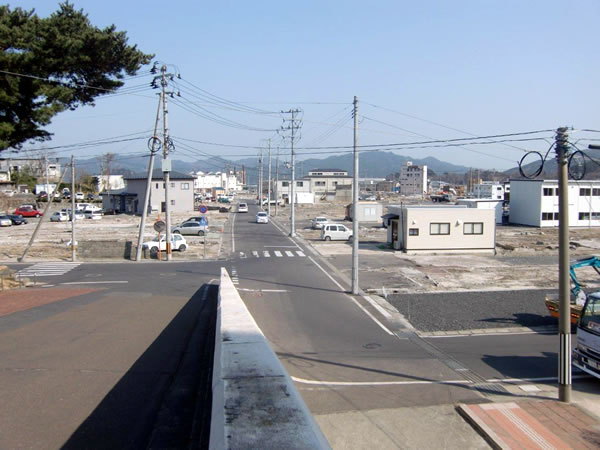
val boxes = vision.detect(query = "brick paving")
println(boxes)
[0,287,100,317]
[458,400,600,449]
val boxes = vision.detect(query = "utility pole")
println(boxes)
[135,92,163,261]
[556,126,571,402]
[275,148,280,217]
[160,64,173,261]
[267,139,272,217]
[258,148,263,210]
[71,155,76,261]
[281,109,301,237]
[351,96,359,295]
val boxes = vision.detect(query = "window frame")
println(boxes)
[464,222,484,235]
[430,222,450,235]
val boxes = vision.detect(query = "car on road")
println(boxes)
[311,216,328,229]
[75,192,85,201]
[142,234,187,254]
[50,211,69,222]
[238,202,248,213]
[84,210,102,220]
[8,214,27,225]
[14,206,42,218]
[256,211,269,224]
[172,221,207,236]
[0,216,13,227]
[321,223,353,241]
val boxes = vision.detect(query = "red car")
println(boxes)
[14,206,43,218]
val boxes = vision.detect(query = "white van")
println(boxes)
[321,223,353,241]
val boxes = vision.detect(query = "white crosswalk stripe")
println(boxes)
[239,252,246,258]
[296,251,305,257]
[274,251,283,257]
[237,249,305,259]
[285,251,294,257]
[263,251,270,257]
[252,251,259,258]
[17,262,81,277]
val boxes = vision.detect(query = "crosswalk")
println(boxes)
[16,262,81,277]
[239,249,306,259]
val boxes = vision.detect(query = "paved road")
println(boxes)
[0,260,220,449]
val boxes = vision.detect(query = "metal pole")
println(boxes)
[275,147,279,217]
[259,148,263,210]
[268,139,272,217]
[135,92,163,261]
[71,155,76,261]
[351,96,359,294]
[556,126,571,402]
[161,65,172,261]
[290,109,296,237]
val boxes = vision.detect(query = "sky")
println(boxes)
[6,0,600,172]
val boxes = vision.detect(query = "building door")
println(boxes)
[392,220,399,248]
[161,201,166,213]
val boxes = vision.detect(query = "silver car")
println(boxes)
[0,216,12,227]
[172,221,208,236]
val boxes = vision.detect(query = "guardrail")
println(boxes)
[211,268,330,449]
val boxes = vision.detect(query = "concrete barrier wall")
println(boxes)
[211,268,330,449]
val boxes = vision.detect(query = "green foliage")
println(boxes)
[11,167,37,191]
[0,2,153,150]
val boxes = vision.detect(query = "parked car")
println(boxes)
[0,216,13,227]
[256,211,269,224]
[84,210,102,220]
[219,206,231,213]
[50,211,69,222]
[311,216,328,229]
[75,192,85,201]
[321,223,353,241]
[14,206,42,218]
[86,193,96,201]
[71,211,85,220]
[52,191,62,201]
[8,214,27,225]
[142,234,187,254]
[238,202,248,213]
[37,191,48,201]
[172,221,207,236]
[184,216,208,224]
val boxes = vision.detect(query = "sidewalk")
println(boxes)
[458,398,600,449]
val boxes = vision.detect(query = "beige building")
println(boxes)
[387,205,495,254]
[306,168,352,202]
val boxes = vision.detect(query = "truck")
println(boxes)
[544,256,600,324]
[573,292,600,379]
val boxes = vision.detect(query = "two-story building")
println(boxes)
[273,179,312,204]
[305,168,353,202]
[0,157,61,181]
[192,171,241,194]
[472,181,505,200]
[509,179,600,227]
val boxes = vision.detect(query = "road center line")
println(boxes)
[60,281,129,285]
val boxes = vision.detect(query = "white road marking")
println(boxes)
[60,281,128,285]
[296,251,306,257]
[263,251,270,257]
[362,295,393,319]
[291,376,471,386]
[285,251,294,257]
[264,245,297,248]
[239,252,246,258]
[17,262,81,277]
[237,288,289,293]
[252,251,259,258]
[274,251,283,257]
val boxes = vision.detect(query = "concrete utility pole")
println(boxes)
[281,109,301,237]
[135,92,163,261]
[71,155,76,262]
[556,126,571,402]
[351,96,359,295]
[258,149,263,210]
[267,139,272,217]
[275,148,279,217]
[161,65,173,261]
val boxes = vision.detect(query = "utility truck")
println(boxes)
[573,292,600,379]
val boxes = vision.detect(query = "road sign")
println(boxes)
[199,205,208,214]
[153,220,166,233]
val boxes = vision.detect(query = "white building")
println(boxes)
[386,205,496,254]
[472,182,505,200]
[305,168,353,202]
[509,179,600,227]
[456,198,504,224]
[399,161,427,196]
[274,179,312,204]
[192,171,241,193]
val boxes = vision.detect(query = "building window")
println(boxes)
[333,181,338,185]
[409,228,419,236]
[296,181,303,187]
[315,181,326,186]
[156,183,159,189]
[593,188,600,196]
[170,200,175,205]
[593,212,600,219]
[542,212,558,220]
[364,207,376,216]
[464,222,483,235]
[430,223,450,235]
[580,188,591,196]
[282,181,289,187]
[170,182,175,188]
[181,183,190,190]
[163,183,166,188]
[579,212,590,220]
[543,188,555,196]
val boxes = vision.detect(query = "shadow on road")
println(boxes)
[62,284,218,450]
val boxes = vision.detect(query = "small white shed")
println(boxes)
[387,205,496,255]
[345,201,384,222]
[456,198,504,224]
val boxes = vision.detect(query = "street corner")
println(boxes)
[457,400,600,449]
[0,286,101,318]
